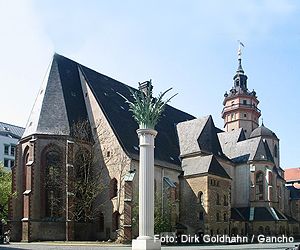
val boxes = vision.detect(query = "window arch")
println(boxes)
[216,212,220,222]
[258,226,264,234]
[44,149,63,218]
[23,146,30,192]
[223,212,227,222]
[265,226,270,235]
[110,178,118,199]
[198,191,204,205]
[216,193,220,205]
[268,171,272,185]
[223,195,228,206]
[255,172,264,201]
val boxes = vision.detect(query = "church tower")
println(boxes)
[222,44,261,138]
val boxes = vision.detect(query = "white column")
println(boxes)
[132,128,161,250]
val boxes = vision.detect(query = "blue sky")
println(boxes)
[0,0,299,168]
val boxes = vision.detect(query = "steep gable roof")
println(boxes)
[176,116,210,156]
[23,54,195,167]
[177,115,226,158]
[198,116,224,156]
[220,132,274,164]
[253,139,274,163]
[23,54,90,138]
[218,128,245,147]
[78,63,195,167]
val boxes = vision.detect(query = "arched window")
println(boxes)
[112,211,120,231]
[223,195,228,206]
[255,172,264,201]
[110,178,118,199]
[23,147,30,192]
[274,144,278,158]
[265,226,270,235]
[45,150,63,218]
[223,212,227,222]
[258,226,264,234]
[198,191,204,205]
[216,212,220,222]
[268,172,272,185]
[216,193,220,205]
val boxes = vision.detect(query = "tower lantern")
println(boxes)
[222,43,261,138]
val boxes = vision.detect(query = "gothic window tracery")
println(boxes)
[255,172,264,200]
[44,150,63,218]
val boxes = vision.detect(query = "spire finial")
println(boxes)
[237,40,245,73]
[261,118,264,127]
[237,40,244,59]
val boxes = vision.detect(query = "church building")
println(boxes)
[9,50,300,241]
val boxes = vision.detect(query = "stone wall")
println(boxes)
[80,73,132,241]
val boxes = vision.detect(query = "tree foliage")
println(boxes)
[131,193,173,236]
[0,164,12,220]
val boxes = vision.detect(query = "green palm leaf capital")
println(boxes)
[119,80,177,129]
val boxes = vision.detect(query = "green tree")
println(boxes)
[0,164,12,220]
[131,193,173,236]
[154,194,172,234]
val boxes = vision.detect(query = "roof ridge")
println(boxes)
[0,121,25,129]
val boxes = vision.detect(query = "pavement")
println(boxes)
[0,241,300,250]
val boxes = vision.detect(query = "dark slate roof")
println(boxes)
[231,207,287,221]
[177,116,228,160]
[79,63,195,167]
[182,155,231,179]
[219,132,274,164]
[0,122,25,139]
[218,128,246,147]
[285,214,299,223]
[287,186,300,200]
[23,54,90,138]
[231,207,248,221]
[253,139,274,163]
[24,54,195,167]
[254,207,275,221]
[250,124,278,139]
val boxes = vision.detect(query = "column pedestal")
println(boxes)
[132,128,161,250]
[132,237,161,250]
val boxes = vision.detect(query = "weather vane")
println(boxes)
[237,40,245,59]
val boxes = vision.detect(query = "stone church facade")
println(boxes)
[9,53,300,241]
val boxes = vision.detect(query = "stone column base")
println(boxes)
[132,237,161,250]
